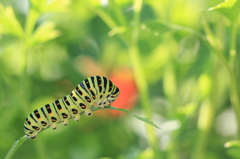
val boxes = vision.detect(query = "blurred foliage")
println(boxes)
[0,0,240,159]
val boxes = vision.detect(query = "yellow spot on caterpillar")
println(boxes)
[99,85,102,86]
[87,99,91,101]
[60,109,62,111]
[89,88,92,90]
[39,118,42,120]
[35,112,39,114]
[50,113,53,115]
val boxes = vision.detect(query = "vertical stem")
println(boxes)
[21,6,47,159]
[229,72,240,139]
[228,15,240,139]
[203,10,240,139]
[87,0,159,156]
[130,0,159,157]
[128,44,159,157]
[192,100,214,159]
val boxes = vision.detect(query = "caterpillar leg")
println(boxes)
[85,108,92,116]
[24,128,38,139]
[49,116,60,130]
[79,103,92,116]
[72,113,81,121]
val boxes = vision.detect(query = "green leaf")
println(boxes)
[224,140,240,159]
[91,106,161,129]
[0,4,24,37]
[29,21,60,46]
[208,0,237,11]
[4,136,28,159]
[208,0,240,21]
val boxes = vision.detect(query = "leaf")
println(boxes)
[0,4,24,37]
[108,26,127,37]
[224,140,240,159]
[208,0,240,21]
[208,0,237,11]
[4,136,28,159]
[91,106,161,129]
[29,21,60,46]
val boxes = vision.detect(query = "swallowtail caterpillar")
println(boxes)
[24,76,120,139]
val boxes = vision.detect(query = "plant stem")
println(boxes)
[129,0,159,158]
[86,0,159,156]
[21,6,47,158]
[229,71,240,139]
[128,44,159,157]
[228,14,240,139]
[203,8,240,139]
[4,136,28,159]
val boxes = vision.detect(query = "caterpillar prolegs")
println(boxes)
[24,76,120,139]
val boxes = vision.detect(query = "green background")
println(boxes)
[0,0,240,159]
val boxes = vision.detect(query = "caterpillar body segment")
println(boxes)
[24,76,120,139]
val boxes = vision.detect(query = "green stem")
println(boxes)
[128,44,159,156]
[229,71,240,139]
[202,16,229,71]
[228,15,240,139]
[86,0,159,156]
[4,136,28,159]
[203,10,240,139]
[129,0,159,158]
[21,7,47,159]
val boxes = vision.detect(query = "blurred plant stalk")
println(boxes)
[129,0,159,158]
[86,0,160,158]
[203,14,240,139]
[191,10,240,159]
[20,6,47,159]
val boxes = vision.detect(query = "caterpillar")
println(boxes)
[24,76,120,139]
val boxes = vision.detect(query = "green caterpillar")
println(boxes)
[24,76,120,139]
